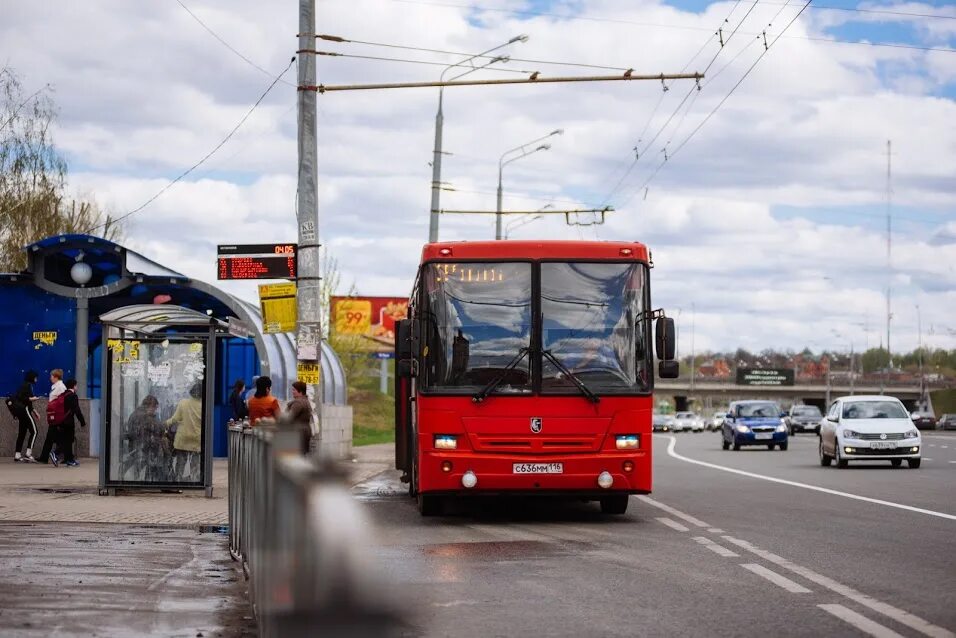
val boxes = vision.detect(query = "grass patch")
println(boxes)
[350,377,395,447]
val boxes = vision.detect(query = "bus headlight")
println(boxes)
[434,435,458,450]
[597,471,614,489]
[615,435,640,450]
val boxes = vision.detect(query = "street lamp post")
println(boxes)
[496,129,562,240]
[428,35,528,243]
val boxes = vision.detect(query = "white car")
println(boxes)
[674,412,705,433]
[819,395,921,469]
[709,412,725,431]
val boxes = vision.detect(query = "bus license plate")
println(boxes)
[513,463,563,474]
[871,441,897,449]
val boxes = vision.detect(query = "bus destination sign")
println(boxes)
[217,244,297,280]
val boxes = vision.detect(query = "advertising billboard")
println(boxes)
[736,368,795,386]
[331,296,408,352]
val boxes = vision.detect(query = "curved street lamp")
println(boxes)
[428,35,529,243]
[496,129,563,240]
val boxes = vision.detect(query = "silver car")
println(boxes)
[819,396,921,469]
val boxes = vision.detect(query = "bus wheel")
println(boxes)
[600,495,629,515]
[418,493,443,516]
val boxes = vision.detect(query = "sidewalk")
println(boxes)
[0,445,394,527]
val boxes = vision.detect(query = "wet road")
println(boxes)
[0,524,253,637]
[356,431,956,637]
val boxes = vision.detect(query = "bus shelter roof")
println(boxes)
[99,304,233,336]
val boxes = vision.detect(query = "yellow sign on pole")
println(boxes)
[297,361,320,385]
[333,298,372,335]
[259,283,297,334]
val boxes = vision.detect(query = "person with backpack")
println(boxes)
[37,369,70,465]
[56,379,86,467]
[10,371,40,463]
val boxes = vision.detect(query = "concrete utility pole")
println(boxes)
[884,139,892,393]
[297,0,323,450]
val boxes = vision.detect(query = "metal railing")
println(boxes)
[228,422,397,636]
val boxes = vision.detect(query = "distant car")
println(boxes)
[939,414,956,431]
[910,411,937,431]
[709,412,725,431]
[787,405,823,435]
[821,395,921,468]
[674,412,704,433]
[721,401,788,451]
[652,413,672,432]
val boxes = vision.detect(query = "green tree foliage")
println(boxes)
[0,69,120,272]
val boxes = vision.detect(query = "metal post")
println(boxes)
[204,323,217,498]
[297,0,325,453]
[495,165,504,240]
[75,296,89,398]
[379,357,388,395]
[428,92,444,243]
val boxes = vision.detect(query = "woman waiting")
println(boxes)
[247,376,280,426]
[228,379,248,422]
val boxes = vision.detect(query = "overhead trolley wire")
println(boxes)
[314,34,633,72]
[616,1,814,211]
[388,0,956,54]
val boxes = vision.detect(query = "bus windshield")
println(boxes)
[422,262,532,393]
[541,262,650,394]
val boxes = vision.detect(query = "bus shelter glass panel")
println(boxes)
[106,339,207,486]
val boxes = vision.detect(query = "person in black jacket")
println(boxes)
[228,379,248,421]
[56,379,86,467]
[12,371,40,463]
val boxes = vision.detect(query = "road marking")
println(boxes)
[740,563,811,593]
[929,444,936,447]
[637,495,709,527]
[819,604,906,638]
[656,517,689,532]
[941,446,949,449]
[723,535,954,638]
[692,536,739,557]
[949,461,956,464]
[707,528,725,534]
[661,435,956,521]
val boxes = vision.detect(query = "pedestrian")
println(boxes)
[243,376,259,404]
[48,369,66,401]
[286,380,314,454]
[123,395,165,481]
[228,379,248,421]
[55,379,86,467]
[247,376,280,426]
[10,371,40,463]
[37,369,69,465]
[166,383,203,482]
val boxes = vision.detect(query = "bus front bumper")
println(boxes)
[418,450,651,495]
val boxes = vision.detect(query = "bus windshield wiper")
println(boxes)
[543,349,600,403]
[472,347,530,403]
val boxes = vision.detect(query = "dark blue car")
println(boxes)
[721,401,789,451]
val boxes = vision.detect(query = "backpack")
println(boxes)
[4,395,18,417]
[46,391,71,425]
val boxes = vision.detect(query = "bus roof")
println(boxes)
[421,240,649,262]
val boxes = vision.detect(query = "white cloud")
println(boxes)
[1,0,953,355]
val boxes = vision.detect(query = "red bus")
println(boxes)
[394,240,678,516]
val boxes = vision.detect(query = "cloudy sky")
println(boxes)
[2,0,954,356]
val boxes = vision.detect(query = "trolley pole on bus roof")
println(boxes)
[297,0,324,453]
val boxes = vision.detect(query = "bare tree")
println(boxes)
[0,69,120,272]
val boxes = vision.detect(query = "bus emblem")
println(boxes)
[530,418,542,433]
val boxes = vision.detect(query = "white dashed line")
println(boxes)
[819,604,906,638]
[707,528,725,534]
[637,495,709,527]
[941,446,949,449]
[656,517,690,532]
[740,563,812,594]
[692,536,738,558]
[723,535,954,638]
[661,435,956,521]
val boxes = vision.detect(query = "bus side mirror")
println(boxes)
[655,317,676,360]
[658,360,679,379]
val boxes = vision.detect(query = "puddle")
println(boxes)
[198,525,229,534]
[352,474,407,501]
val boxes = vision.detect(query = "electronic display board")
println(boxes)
[217,244,297,280]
